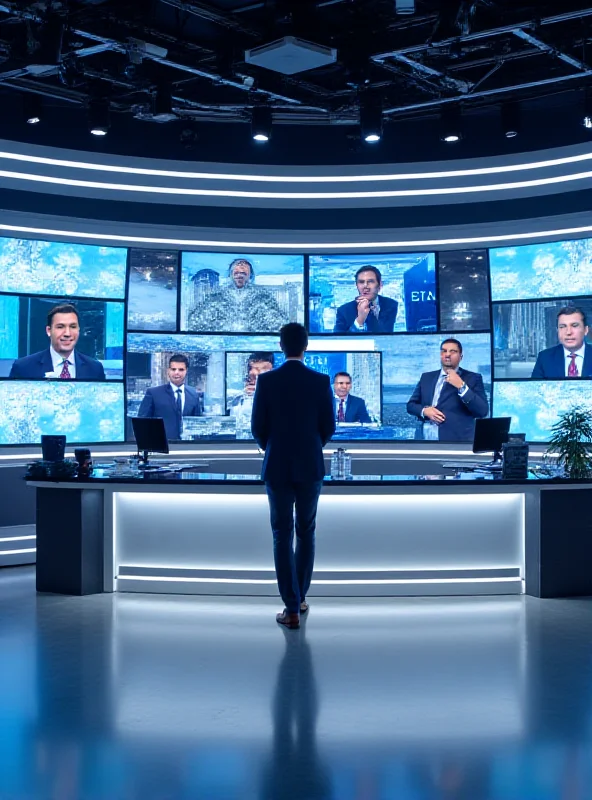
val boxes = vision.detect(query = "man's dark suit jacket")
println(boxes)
[138,383,202,441]
[9,349,106,380]
[333,295,398,333]
[251,361,336,484]
[406,367,489,442]
[339,394,372,424]
[531,343,592,379]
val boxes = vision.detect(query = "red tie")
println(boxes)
[59,359,72,379]
[338,399,345,422]
[568,354,579,377]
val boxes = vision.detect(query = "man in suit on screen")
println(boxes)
[137,353,201,441]
[252,323,335,630]
[406,338,488,442]
[9,303,105,380]
[334,266,398,333]
[531,306,592,378]
[333,372,372,423]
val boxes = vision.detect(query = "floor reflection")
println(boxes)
[2,569,592,798]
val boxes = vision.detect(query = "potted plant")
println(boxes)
[546,405,592,479]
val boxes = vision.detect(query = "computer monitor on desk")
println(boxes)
[131,417,169,465]
[473,417,511,469]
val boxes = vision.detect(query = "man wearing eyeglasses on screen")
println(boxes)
[531,306,592,378]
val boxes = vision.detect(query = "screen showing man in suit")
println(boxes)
[137,353,202,440]
[406,338,489,441]
[334,266,398,333]
[228,352,275,439]
[333,372,372,424]
[8,303,106,381]
[531,306,592,378]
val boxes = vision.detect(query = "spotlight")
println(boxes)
[360,97,383,143]
[251,106,272,142]
[439,105,463,142]
[23,94,43,125]
[583,89,592,130]
[88,98,110,136]
[395,0,415,13]
[501,102,520,138]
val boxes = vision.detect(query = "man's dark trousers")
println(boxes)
[266,480,323,614]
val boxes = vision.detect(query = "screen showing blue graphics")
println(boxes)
[493,298,592,379]
[493,381,592,441]
[127,249,178,332]
[0,381,125,445]
[226,350,382,441]
[490,239,592,301]
[3,233,592,447]
[309,252,436,334]
[380,333,492,439]
[0,296,124,380]
[180,252,305,333]
[0,238,127,298]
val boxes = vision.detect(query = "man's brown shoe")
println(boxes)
[276,609,300,629]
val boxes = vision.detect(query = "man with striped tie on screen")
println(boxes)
[9,303,105,381]
[531,306,592,378]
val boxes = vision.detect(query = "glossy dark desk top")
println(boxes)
[27,466,592,487]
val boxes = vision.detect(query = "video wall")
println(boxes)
[1,234,591,446]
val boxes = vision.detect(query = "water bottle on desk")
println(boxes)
[342,449,352,479]
[331,448,344,479]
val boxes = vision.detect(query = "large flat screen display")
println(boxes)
[1,234,591,447]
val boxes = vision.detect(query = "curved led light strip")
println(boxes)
[1,221,592,250]
[1,166,592,199]
[3,148,592,182]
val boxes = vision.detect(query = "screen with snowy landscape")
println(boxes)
[1,235,591,446]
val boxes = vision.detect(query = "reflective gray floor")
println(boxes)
[2,567,592,799]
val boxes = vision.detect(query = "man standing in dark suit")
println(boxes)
[334,266,398,333]
[252,323,335,630]
[531,306,592,378]
[9,303,105,380]
[406,338,489,442]
[137,354,201,441]
[333,372,372,423]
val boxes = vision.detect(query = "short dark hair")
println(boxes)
[280,323,308,358]
[441,337,463,354]
[169,353,189,368]
[333,371,352,382]
[228,258,255,279]
[47,303,79,327]
[557,306,587,326]
[355,265,382,284]
[248,352,275,367]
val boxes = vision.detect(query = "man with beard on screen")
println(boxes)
[187,258,288,333]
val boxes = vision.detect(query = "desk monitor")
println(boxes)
[131,417,169,464]
[473,417,511,467]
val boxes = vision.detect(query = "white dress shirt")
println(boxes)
[563,344,586,376]
[170,382,185,412]
[50,346,76,378]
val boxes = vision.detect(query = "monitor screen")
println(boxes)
[308,252,436,334]
[180,252,305,333]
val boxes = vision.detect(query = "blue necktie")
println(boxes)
[175,389,182,437]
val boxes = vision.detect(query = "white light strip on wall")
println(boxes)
[0,548,36,555]
[0,535,36,542]
[3,148,592,182]
[118,574,521,585]
[1,167,592,199]
[0,221,591,250]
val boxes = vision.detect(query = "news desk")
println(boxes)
[27,468,592,599]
